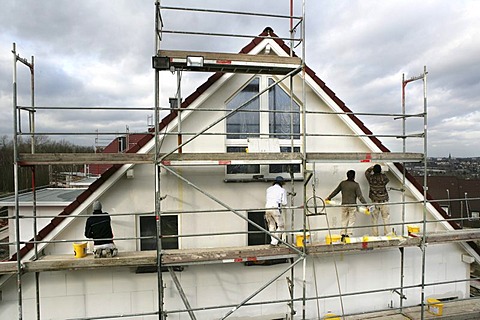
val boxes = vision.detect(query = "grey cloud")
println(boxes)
[1,0,479,157]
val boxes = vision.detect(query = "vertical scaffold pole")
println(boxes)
[27,54,41,320]
[402,67,428,320]
[301,0,307,318]
[288,1,296,319]
[400,73,407,311]
[154,2,166,319]
[177,70,182,153]
[12,42,23,320]
[13,42,38,320]
[420,65,428,320]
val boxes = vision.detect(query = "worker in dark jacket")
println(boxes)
[365,164,390,236]
[85,201,117,258]
[326,170,367,240]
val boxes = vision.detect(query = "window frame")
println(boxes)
[118,136,127,153]
[138,214,179,251]
[225,76,302,181]
[247,211,269,246]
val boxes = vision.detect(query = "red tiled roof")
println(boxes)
[89,134,151,176]
[12,27,475,260]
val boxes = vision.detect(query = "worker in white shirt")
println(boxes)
[265,176,288,246]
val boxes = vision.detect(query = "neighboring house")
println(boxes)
[413,175,480,228]
[0,188,86,258]
[88,133,150,176]
[1,28,479,320]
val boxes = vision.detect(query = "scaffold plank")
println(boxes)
[17,152,302,165]
[17,152,423,165]
[155,50,302,75]
[306,152,424,162]
[0,262,17,274]
[1,230,478,274]
[17,153,154,165]
[417,230,480,243]
[160,152,302,166]
[346,299,480,320]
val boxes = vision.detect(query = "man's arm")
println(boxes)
[326,183,342,200]
[384,173,390,185]
[356,184,367,204]
[280,188,288,206]
[84,220,92,238]
[365,166,373,181]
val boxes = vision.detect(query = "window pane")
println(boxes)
[118,136,127,152]
[269,79,300,139]
[140,215,178,250]
[226,146,260,174]
[248,211,268,245]
[269,147,301,174]
[227,78,260,139]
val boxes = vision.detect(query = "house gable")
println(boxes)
[11,27,477,261]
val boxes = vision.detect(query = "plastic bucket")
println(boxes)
[324,313,341,320]
[73,242,87,258]
[407,225,420,233]
[325,234,341,245]
[296,233,311,247]
[427,298,444,316]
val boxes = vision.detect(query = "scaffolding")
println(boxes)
[3,1,480,320]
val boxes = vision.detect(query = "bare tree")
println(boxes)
[0,135,94,195]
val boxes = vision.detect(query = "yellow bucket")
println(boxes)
[73,242,87,258]
[407,225,420,234]
[324,313,341,320]
[325,234,341,244]
[296,233,311,247]
[427,298,443,316]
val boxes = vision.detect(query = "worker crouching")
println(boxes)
[85,201,118,258]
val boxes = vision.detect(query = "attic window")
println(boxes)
[118,136,127,153]
[268,78,300,139]
[225,76,302,181]
[226,77,300,140]
[226,78,260,139]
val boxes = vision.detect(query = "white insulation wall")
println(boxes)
[0,244,469,319]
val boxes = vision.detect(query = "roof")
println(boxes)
[11,27,477,261]
[0,188,87,206]
[88,133,152,176]
[69,176,100,187]
[413,175,480,219]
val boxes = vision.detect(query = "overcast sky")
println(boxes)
[0,0,479,157]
